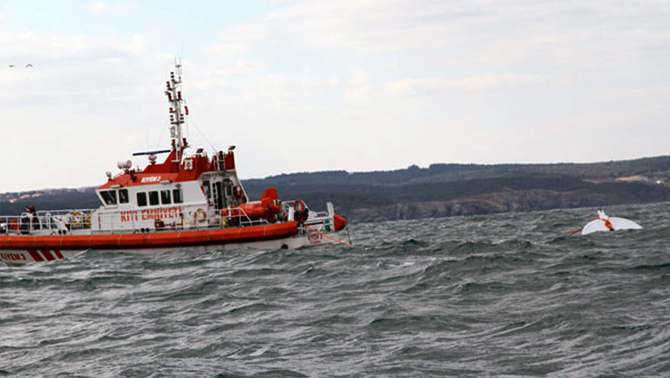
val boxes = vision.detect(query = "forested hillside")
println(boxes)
[239,155,670,222]
[4,156,670,223]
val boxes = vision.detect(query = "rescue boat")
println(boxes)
[0,63,350,267]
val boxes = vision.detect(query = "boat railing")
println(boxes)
[0,205,286,236]
[0,209,96,235]
[220,208,257,228]
[153,206,266,231]
[92,205,272,233]
[282,200,331,220]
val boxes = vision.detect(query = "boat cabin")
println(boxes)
[92,147,249,233]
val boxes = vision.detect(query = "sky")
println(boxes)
[1,0,670,192]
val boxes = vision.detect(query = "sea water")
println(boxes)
[2,202,670,377]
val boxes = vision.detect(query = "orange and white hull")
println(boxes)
[0,222,298,266]
[0,220,351,266]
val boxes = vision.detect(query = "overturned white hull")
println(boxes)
[580,210,642,235]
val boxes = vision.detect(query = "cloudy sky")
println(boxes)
[1,1,669,192]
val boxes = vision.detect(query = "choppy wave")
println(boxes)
[3,203,670,377]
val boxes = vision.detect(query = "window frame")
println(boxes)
[100,190,117,206]
[119,189,129,204]
[160,190,172,205]
[173,188,183,204]
[149,191,159,206]
[137,192,147,207]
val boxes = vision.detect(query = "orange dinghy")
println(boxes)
[0,63,350,266]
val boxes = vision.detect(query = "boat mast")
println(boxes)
[165,62,189,163]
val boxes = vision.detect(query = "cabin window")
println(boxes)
[203,180,211,199]
[119,189,129,204]
[101,190,117,206]
[149,191,159,206]
[161,190,171,205]
[173,188,183,204]
[137,192,147,207]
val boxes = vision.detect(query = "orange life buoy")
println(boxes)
[294,199,305,212]
[72,211,84,227]
[194,208,207,223]
[294,199,308,223]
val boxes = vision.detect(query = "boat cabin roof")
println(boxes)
[98,149,235,191]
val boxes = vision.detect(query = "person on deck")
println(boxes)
[25,206,39,230]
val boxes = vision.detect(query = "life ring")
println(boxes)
[294,200,308,223]
[194,208,207,223]
[71,211,84,227]
[294,199,306,213]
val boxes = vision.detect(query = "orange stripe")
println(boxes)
[0,222,298,250]
[567,226,583,237]
[598,217,614,230]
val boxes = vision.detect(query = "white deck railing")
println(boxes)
[0,201,333,236]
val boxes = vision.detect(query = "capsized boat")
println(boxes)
[567,209,642,236]
[0,63,350,267]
